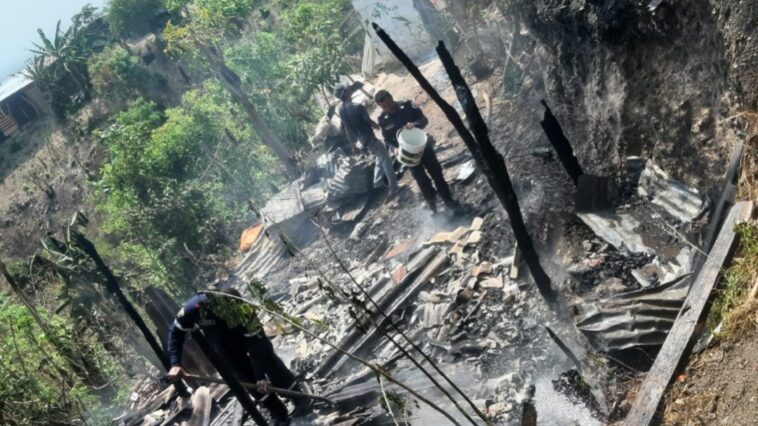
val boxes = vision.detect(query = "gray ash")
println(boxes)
[552,369,603,419]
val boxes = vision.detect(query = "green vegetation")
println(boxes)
[0,299,90,425]
[280,0,356,96]
[6,0,364,422]
[106,0,165,38]
[25,5,108,117]
[88,44,166,101]
[0,294,127,425]
[225,32,319,148]
[708,222,758,337]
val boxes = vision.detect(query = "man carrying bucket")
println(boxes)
[375,90,460,214]
[334,83,398,194]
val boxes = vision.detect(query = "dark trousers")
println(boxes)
[229,334,298,421]
[410,143,453,212]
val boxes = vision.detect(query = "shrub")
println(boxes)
[88,44,166,102]
[106,0,165,38]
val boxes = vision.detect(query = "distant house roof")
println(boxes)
[0,74,34,103]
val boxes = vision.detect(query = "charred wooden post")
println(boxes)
[520,385,537,426]
[372,24,556,302]
[539,100,584,185]
[71,232,190,397]
[191,330,268,426]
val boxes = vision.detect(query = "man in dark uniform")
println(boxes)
[375,89,459,214]
[167,288,304,425]
[334,83,398,193]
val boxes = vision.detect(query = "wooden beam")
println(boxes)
[623,201,755,426]
[372,25,557,303]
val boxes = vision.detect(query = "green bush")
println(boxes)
[226,33,319,148]
[88,44,166,102]
[95,91,281,291]
[196,0,252,18]
[0,299,96,424]
[106,0,165,38]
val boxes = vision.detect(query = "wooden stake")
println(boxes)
[372,25,556,303]
[71,232,191,398]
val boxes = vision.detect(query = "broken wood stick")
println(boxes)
[510,244,522,280]
[175,373,335,405]
[545,326,581,371]
[373,25,556,303]
[456,290,488,331]
[520,384,537,426]
[71,232,192,398]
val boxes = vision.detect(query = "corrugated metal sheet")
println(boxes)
[261,149,373,229]
[260,180,305,226]
[576,274,691,352]
[324,155,374,202]
[637,161,706,223]
[0,74,33,103]
[235,233,288,281]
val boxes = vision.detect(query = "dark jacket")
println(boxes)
[166,293,262,367]
[338,101,376,146]
[377,100,429,148]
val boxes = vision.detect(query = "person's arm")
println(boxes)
[166,295,203,378]
[407,101,429,129]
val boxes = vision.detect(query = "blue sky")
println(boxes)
[0,0,109,81]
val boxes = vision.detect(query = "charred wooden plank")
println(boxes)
[72,232,191,398]
[623,201,755,426]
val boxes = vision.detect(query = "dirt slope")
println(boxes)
[662,328,758,425]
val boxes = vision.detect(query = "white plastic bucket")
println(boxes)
[397,128,427,166]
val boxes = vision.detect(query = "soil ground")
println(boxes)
[0,102,107,259]
[662,327,758,426]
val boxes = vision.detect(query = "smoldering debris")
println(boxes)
[568,158,707,353]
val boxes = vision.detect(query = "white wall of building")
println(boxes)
[352,0,434,76]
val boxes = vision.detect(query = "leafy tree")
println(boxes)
[163,0,301,178]
[88,44,166,102]
[281,0,354,96]
[226,32,319,148]
[0,297,99,425]
[26,5,108,116]
[96,90,281,291]
[106,0,165,38]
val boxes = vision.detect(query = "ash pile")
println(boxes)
[563,158,709,356]
[268,215,591,425]
[234,147,377,286]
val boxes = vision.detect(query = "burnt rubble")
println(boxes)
[121,48,725,425]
